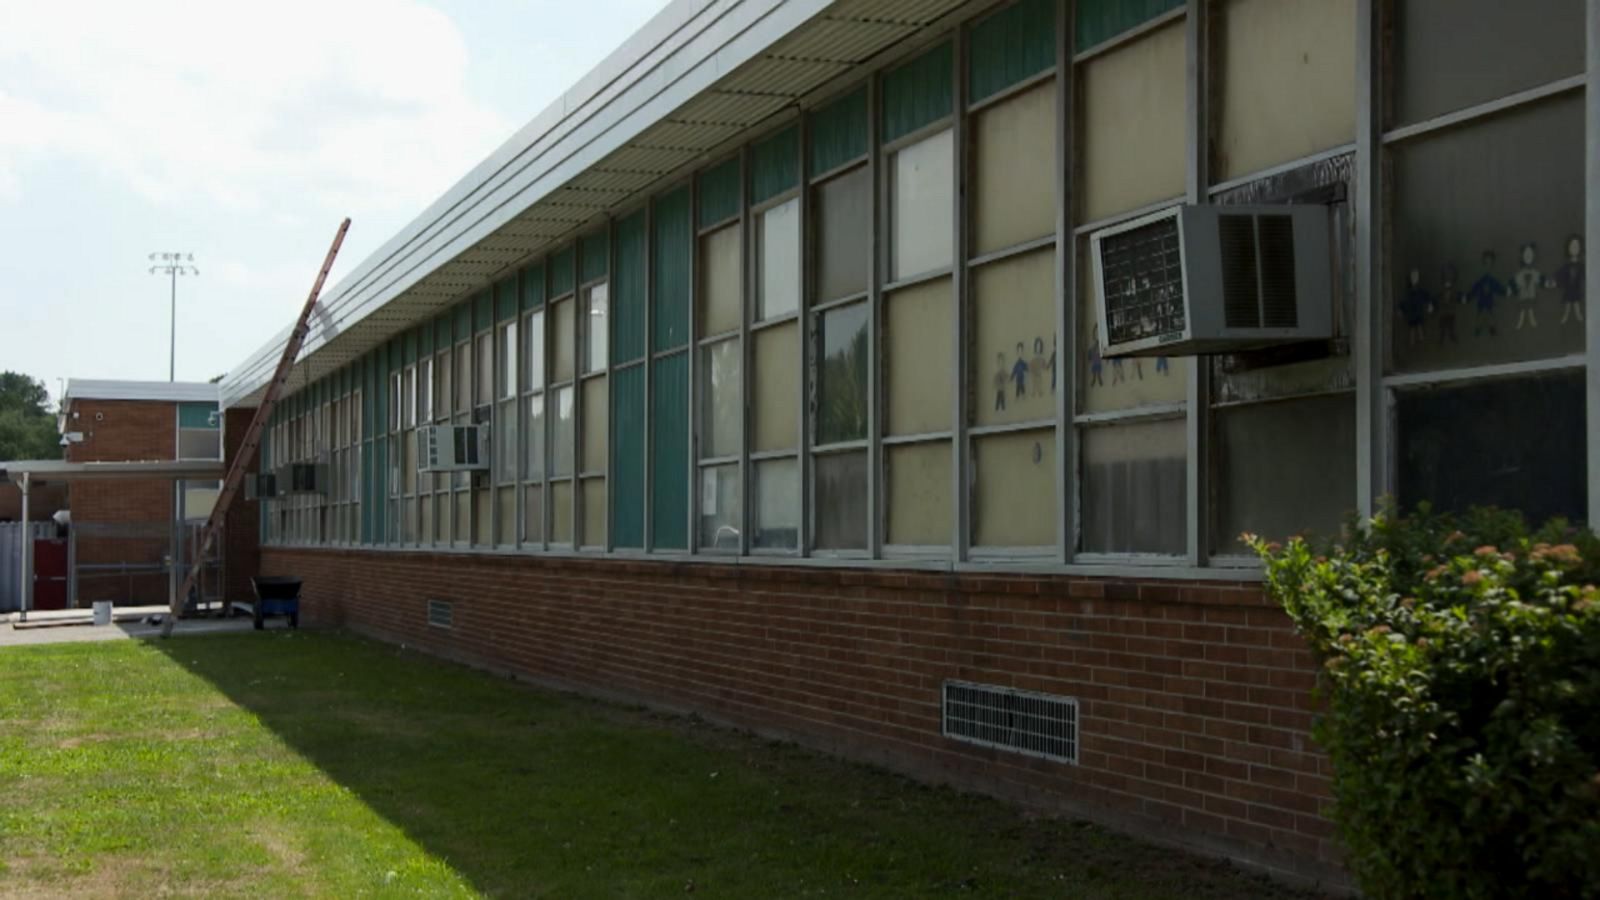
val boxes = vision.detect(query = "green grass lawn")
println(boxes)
[0,631,1320,898]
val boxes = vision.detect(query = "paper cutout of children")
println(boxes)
[1049,335,1058,394]
[992,352,1008,412]
[1510,242,1543,330]
[1401,268,1432,347]
[1548,234,1585,325]
[1011,343,1028,399]
[1436,263,1462,345]
[1466,250,1505,339]
[1087,325,1104,387]
[1029,337,1047,398]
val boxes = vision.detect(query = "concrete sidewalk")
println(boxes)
[0,616,262,648]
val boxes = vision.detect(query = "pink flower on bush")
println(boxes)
[1462,571,1484,586]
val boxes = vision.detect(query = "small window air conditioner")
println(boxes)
[419,424,490,473]
[244,472,278,502]
[1090,204,1332,357]
[275,463,327,495]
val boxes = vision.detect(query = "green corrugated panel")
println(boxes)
[969,0,1056,102]
[610,364,646,549]
[473,291,492,332]
[650,351,689,550]
[434,312,453,352]
[1075,0,1182,52]
[882,42,953,143]
[454,299,471,338]
[403,330,417,366]
[652,187,691,351]
[550,246,575,297]
[698,158,740,228]
[496,277,518,322]
[522,262,545,311]
[418,322,432,361]
[809,88,867,177]
[178,402,220,429]
[612,210,647,364]
[580,230,609,284]
[750,125,799,205]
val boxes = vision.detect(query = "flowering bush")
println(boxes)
[1249,507,1600,899]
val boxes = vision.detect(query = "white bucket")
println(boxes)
[92,601,113,627]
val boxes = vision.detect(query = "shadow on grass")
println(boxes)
[152,629,1322,898]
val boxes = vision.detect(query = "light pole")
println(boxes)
[148,252,198,382]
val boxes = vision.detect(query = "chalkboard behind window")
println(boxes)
[1397,372,1585,525]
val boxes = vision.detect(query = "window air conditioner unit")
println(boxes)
[1090,204,1332,357]
[276,463,327,495]
[420,424,490,473]
[244,472,278,502]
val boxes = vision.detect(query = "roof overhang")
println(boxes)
[63,379,220,406]
[218,0,976,409]
[0,460,227,485]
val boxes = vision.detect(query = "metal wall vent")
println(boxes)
[941,681,1078,764]
[427,599,454,630]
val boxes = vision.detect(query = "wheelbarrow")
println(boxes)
[250,576,302,630]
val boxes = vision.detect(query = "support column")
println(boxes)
[19,471,31,622]
[1587,0,1600,525]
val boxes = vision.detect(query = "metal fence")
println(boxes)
[0,522,51,613]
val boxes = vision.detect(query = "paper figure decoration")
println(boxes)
[1401,268,1432,346]
[1155,356,1170,375]
[1466,250,1505,338]
[1436,263,1462,345]
[1548,234,1585,325]
[1011,343,1028,398]
[992,352,1008,412]
[1049,336,1058,394]
[1087,325,1104,387]
[1510,242,1543,330]
[1029,338,1047,398]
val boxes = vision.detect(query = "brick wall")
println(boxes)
[66,399,175,605]
[258,546,1344,889]
[0,482,69,523]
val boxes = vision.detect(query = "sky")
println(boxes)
[0,0,668,405]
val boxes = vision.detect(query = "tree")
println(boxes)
[0,372,61,461]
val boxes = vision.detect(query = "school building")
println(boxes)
[214,0,1599,885]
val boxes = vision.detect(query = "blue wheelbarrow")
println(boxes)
[251,576,302,630]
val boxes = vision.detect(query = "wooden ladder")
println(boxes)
[162,219,350,637]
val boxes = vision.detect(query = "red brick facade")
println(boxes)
[258,546,1344,888]
[66,399,178,604]
[0,482,68,523]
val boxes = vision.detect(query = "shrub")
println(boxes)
[1249,507,1600,899]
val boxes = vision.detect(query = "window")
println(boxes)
[499,321,518,400]
[552,298,575,382]
[524,394,545,480]
[1079,18,1185,222]
[699,464,740,551]
[1080,420,1186,555]
[582,283,608,373]
[814,451,867,551]
[757,198,801,320]
[886,440,951,547]
[885,278,952,436]
[523,310,545,392]
[700,225,741,336]
[1214,394,1356,554]
[701,340,740,459]
[973,429,1055,549]
[752,322,799,453]
[890,129,954,280]
[552,386,575,477]
[753,458,799,550]
[475,333,493,409]
[813,166,869,302]
[581,477,605,547]
[582,378,607,475]
[973,248,1057,428]
[815,302,869,446]
[972,82,1056,255]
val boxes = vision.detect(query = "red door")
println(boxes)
[32,538,68,611]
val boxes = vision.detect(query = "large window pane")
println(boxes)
[701,339,741,458]
[886,278,952,436]
[700,225,742,337]
[552,299,575,382]
[973,82,1056,255]
[753,457,800,550]
[454,491,470,545]
[552,386,575,477]
[1391,97,1584,374]
[551,480,573,544]
[475,486,491,546]
[523,311,545,392]
[581,478,606,547]
[973,428,1055,548]
[522,485,543,543]
[698,464,741,551]
[583,283,608,374]
[1077,242,1189,413]
[523,394,545,479]
[497,485,516,546]
[753,322,799,453]
[1215,393,1356,553]
[1216,0,1355,182]
[496,399,517,483]
[758,198,801,321]
[1393,0,1584,128]
[887,440,950,547]
[454,345,471,414]
[1081,420,1186,555]
[1397,373,1584,525]
[973,248,1057,427]
[816,302,869,446]
[435,352,451,418]
[417,360,432,423]
[582,377,607,474]
[498,322,518,399]
[814,165,870,303]
[891,129,954,281]
[475,333,493,408]
[1080,19,1185,221]
[815,451,867,551]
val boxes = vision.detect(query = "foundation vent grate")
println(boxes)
[427,599,454,630]
[942,681,1078,764]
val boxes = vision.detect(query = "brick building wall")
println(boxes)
[0,482,69,523]
[258,546,1343,888]
[221,407,260,605]
[66,399,176,605]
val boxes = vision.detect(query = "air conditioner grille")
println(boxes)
[427,599,454,629]
[942,681,1078,764]
[1098,217,1185,346]
[1257,214,1299,327]
[1219,214,1261,328]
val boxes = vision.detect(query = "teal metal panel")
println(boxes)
[808,87,868,177]
[882,42,953,143]
[750,124,799,205]
[473,291,492,332]
[495,277,519,322]
[613,209,648,364]
[650,350,689,550]
[969,0,1056,102]
[580,230,609,283]
[434,313,453,352]
[454,301,472,341]
[178,402,220,429]
[522,262,545,311]
[403,330,417,366]
[550,246,575,297]
[610,364,646,548]
[1075,0,1183,52]
[652,187,692,352]
[418,321,432,360]
[361,353,375,438]
[698,159,740,228]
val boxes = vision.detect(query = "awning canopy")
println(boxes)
[0,460,226,485]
